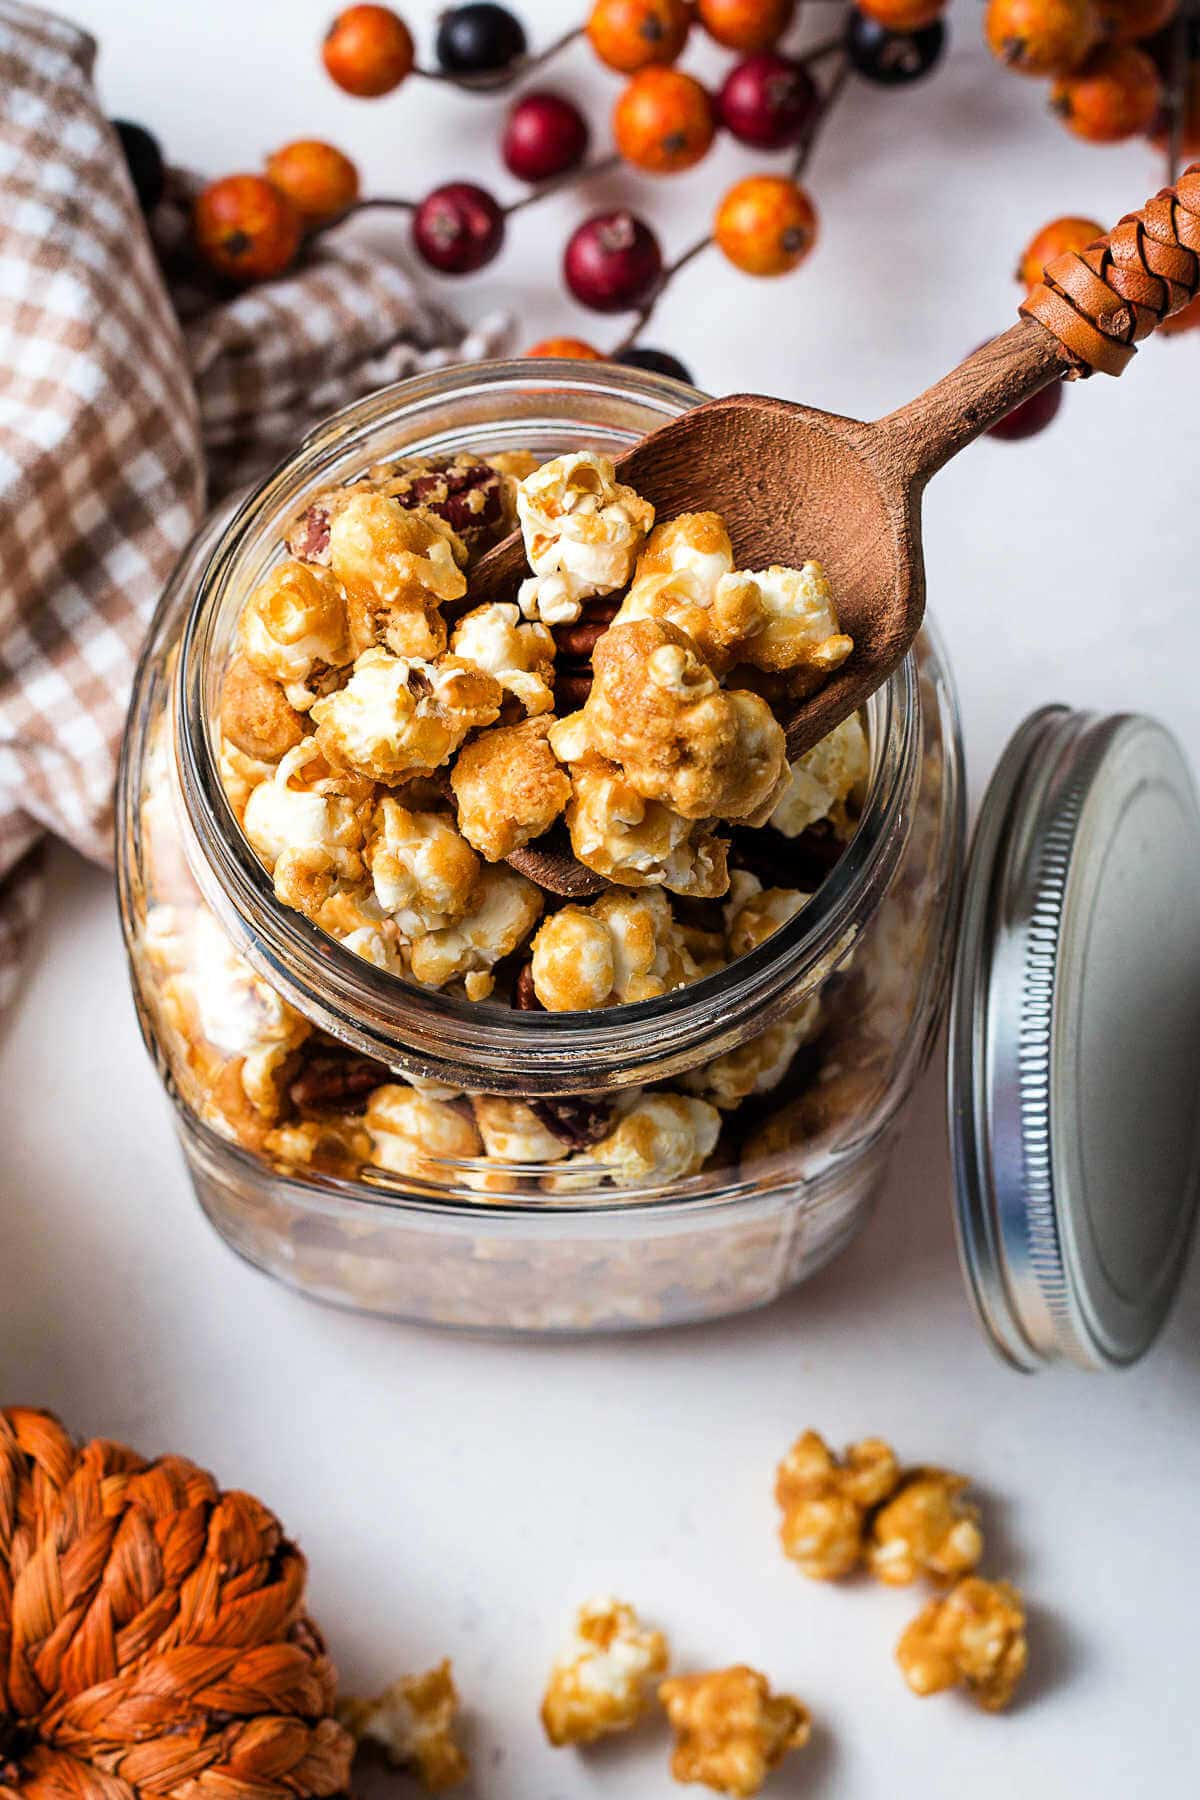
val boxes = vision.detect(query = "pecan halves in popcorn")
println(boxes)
[288,1046,392,1115]
[552,596,620,660]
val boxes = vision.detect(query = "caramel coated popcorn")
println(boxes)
[659,1666,811,1798]
[727,562,853,681]
[769,712,869,839]
[365,800,481,936]
[311,649,502,783]
[450,716,570,862]
[529,887,699,1011]
[328,489,466,661]
[407,864,542,1000]
[582,620,787,824]
[450,601,555,717]
[775,1430,901,1580]
[365,1085,483,1183]
[516,450,654,624]
[896,1577,1028,1712]
[867,1469,984,1587]
[339,1658,469,1791]
[548,1091,722,1190]
[239,558,352,707]
[541,1597,669,1747]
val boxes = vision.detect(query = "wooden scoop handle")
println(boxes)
[886,162,1200,485]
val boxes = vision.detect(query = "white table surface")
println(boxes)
[4,1,1200,1793]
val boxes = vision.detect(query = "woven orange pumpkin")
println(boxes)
[0,1408,353,1800]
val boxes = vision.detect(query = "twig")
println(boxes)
[505,153,621,215]
[413,24,583,93]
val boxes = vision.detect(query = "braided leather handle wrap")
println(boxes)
[1021,162,1200,377]
[0,1407,353,1800]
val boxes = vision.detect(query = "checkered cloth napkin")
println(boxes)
[0,0,507,1010]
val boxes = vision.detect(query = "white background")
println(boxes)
[3,0,1200,1794]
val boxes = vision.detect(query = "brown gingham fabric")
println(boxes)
[0,0,508,1009]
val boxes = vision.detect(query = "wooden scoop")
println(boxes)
[491,165,1200,899]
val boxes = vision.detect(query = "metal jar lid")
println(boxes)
[949,706,1200,1372]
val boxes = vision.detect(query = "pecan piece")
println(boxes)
[553,668,593,712]
[527,1095,613,1149]
[289,1049,392,1115]
[286,503,332,564]
[513,963,543,1011]
[552,598,620,661]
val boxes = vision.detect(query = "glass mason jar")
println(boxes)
[116,363,965,1333]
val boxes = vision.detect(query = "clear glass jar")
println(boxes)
[116,362,965,1332]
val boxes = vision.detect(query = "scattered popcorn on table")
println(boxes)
[769,712,870,839]
[867,1468,984,1586]
[516,451,654,625]
[450,717,571,861]
[659,1665,811,1799]
[896,1577,1028,1712]
[541,1596,669,1747]
[775,1430,901,1579]
[339,1658,469,1791]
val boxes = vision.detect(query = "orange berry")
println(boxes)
[860,0,947,28]
[1148,65,1200,155]
[1051,42,1162,139]
[1097,0,1176,39]
[696,0,795,51]
[266,140,360,224]
[986,0,1100,74]
[587,0,691,73]
[613,67,716,173]
[525,336,606,357]
[322,5,414,96]
[1017,214,1104,287]
[1160,292,1200,336]
[194,174,302,283]
[715,174,817,276]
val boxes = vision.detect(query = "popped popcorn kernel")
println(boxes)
[365,799,481,935]
[769,713,869,839]
[242,739,374,894]
[408,864,543,997]
[541,1597,669,1747]
[867,1468,984,1587]
[339,1658,469,1791]
[775,1430,901,1579]
[681,999,822,1110]
[220,655,307,762]
[451,717,571,862]
[724,560,853,679]
[516,451,654,625]
[238,558,352,705]
[614,512,759,672]
[723,870,810,958]
[311,648,502,783]
[450,601,556,717]
[553,733,729,898]
[530,887,698,1012]
[551,1091,721,1190]
[263,1114,372,1176]
[659,1665,811,1798]
[896,1577,1028,1713]
[329,489,467,661]
[584,620,786,823]
[472,1096,570,1165]
[366,1085,483,1183]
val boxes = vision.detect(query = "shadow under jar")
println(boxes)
[116,361,965,1333]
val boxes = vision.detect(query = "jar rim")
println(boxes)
[174,359,922,1096]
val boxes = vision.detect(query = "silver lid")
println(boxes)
[949,706,1200,1371]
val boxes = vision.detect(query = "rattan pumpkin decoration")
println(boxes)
[0,1407,353,1800]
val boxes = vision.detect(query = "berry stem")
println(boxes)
[504,153,622,216]
[306,195,417,239]
[411,24,582,93]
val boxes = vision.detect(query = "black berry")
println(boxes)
[436,3,527,75]
[844,9,946,85]
[112,119,166,212]
[618,345,695,384]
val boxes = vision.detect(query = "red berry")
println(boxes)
[988,379,1064,439]
[322,5,414,96]
[718,53,820,147]
[412,182,505,274]
[503,91,590,182]
[563,210,663,312]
